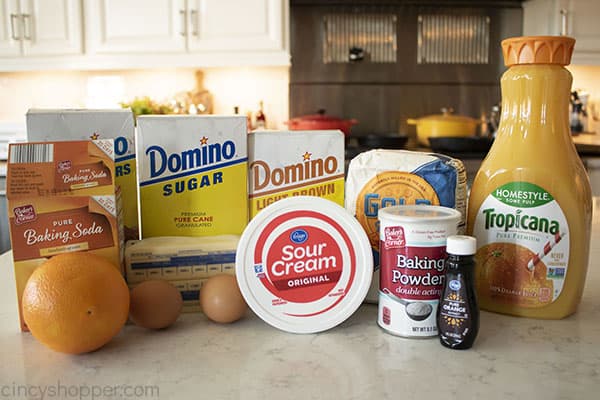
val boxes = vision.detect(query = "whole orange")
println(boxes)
[22,252,130,354]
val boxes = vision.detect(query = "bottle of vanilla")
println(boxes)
[467,36,592,319]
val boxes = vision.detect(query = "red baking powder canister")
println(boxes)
[235,196,373,333]
[378,205,461,338]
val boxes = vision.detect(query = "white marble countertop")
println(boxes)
[1,203,599,400]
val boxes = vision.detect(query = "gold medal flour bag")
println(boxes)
[345,149,467,303]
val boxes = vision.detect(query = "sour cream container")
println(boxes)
[378,205,461,338]
[235,196,373,333]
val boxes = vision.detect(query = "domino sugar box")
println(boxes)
[135,115,248,238]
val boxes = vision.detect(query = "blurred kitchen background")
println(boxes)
[2,0,600,252]
[2,1,600,136]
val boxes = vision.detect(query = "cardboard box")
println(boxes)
[125,235,239,312]
[6,140,124,331]
[248,130,345,219]
[26,109,138,240]
[136,115,248,238]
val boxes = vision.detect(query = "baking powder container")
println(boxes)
[235,196,373,333]
[378,205,461,338]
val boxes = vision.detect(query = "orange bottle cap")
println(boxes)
[501,36,575,66]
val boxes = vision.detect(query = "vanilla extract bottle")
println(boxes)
[437,235,479,350]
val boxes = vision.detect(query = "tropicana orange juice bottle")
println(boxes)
[467,36,592,319]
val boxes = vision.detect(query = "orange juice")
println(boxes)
[467,36,592,319]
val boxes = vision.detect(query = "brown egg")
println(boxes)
[200,274,247,323]
[129,280,183,329]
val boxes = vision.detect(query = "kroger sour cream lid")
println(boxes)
[235,196,373,333]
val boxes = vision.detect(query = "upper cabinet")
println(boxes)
[85,0,187,54]
[523,0,600,64]
[186,0,285,52]
[0,0,21,57]
[0,0,290,71]
[0,0,82,57]
[87,0,285,55]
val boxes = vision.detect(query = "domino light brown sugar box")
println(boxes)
[248,130,345,219]
[6,140,124,331]
[26,109,138,240]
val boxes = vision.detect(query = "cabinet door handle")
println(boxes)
[179,9,187,36]
[560,8,568,36]
[190,10,199,36]
[10,14,20,40]
[21,14,31,40]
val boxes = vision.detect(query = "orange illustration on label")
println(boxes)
[476,242,555,308]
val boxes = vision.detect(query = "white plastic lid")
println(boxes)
[378,205,462,224]
[446,235,477,255]
[235,196,373,334]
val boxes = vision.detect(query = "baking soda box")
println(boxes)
[136,115,248,237]
[248,130,345,218]
[26,109,138,240]
[6,140,124,331]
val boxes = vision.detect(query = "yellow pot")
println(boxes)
[407,109,479,146]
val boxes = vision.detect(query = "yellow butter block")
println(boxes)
[124,235,239,282]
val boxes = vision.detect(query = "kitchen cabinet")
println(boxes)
[186,0,285,53]
[0,0,82,57]
[523,0,600,64]
[86,0,287,59]
[0,0,20,56]
[0,0,289,70]
[84,0,187,54]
